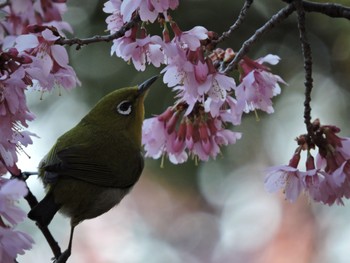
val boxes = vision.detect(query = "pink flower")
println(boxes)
[0,0,71,38]
[112,29,164,71]
[15,28,80,91]
[265,151,304,202]
[235,54,286,114]
[142,116,168,159]
[0,67,35,175]
[265,165,304,202]
[120,0,179,23]
[200,71,237,117]
[267,121,350,206]
[161,41,195,88]
[0,178,33,262]
[0,226,34,263]
[0,178,28,226]
[300,154,331,203]
[142,106,242,164]
[104,0,124,33]
[171,23,208,51]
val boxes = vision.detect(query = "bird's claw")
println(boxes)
[53,250,71,263]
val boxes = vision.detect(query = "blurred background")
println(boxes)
[16,0,350,262]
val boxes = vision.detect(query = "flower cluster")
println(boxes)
[265,119,350,205]
[0,0,79,175]
[104,0,285,163]
[0,178,34,262]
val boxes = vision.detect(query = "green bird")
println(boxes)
[28,76,158,263]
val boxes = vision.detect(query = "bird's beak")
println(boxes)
[137,75,159,96]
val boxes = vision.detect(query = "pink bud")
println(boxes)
[26,24,46,33]
[158,107,174,122]
[173,136,185,152]
[324,127,342,148]
[223,48,235,63]
[239,56,268,78]
[172,121,186,152]
[207,118,217,135]
[288,151,301,168]
[162,28,171,43]
[199,122,212,154]
[325,155,338,173]
[185,121,194,149]
[140,27,147,39]
[166,112,179,134]
[194,60,208,84]
[8,48,18,57]
[177,121,186,140]
[19,55,33,64]
[305,154,316,170]
[171,22,182,37]
[206,58,217,74]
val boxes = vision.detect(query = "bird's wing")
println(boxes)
[42,144,144,188]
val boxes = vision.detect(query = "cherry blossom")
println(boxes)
[0,226,34,263]
[265,150,304,202]
[0,178,28,226]
[15,28,80,91]
[142,105,242,164]
[0,178,33,262]
[266,120,350,205]
[235,55,286,114]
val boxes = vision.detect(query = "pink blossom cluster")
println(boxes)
[0,178,34,262]
[0,0,80,175]
[265,120,350,205]
[104,1,285,163]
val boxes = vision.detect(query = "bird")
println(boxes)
[28,75,158,262]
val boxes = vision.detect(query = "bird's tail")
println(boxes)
[28,192,61,227]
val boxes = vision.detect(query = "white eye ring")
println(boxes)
[117,100,132,115]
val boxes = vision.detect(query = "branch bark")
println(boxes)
[222,3,295,73]
[55,16,140,50]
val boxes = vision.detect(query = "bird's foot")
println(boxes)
[53,249,71,263]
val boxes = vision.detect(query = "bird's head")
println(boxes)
[82,76,158,146]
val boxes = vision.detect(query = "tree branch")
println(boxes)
[55,16,140,50]
[222,3,295,73]
[16,173,62,260]
[0,0,10,9]
[214,0,254,45]
[303,0,350,20]
[294,0,314,141]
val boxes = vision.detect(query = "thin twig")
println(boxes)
[0,0,10,9]
[295,0,314,141]
[16,173,62,260]
[303,0,350,20]
[55,16,140,50]
[24,187,62,259]
[222,4,295,73]
[214,0,254,45]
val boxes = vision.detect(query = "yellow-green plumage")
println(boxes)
[28,76,157,262]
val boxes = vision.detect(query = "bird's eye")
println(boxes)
[116,100,132,115]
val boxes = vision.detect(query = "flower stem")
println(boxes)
[295,0,314,143]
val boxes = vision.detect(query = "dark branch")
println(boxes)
[294,1,314,140]
[303,0,350,20]
[16,173,62,260]
[222,3,295,73]
[214,0,254,45]
[55,16,140,50]
[0,0,10,9]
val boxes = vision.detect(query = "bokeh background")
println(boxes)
[16,0,350,262]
